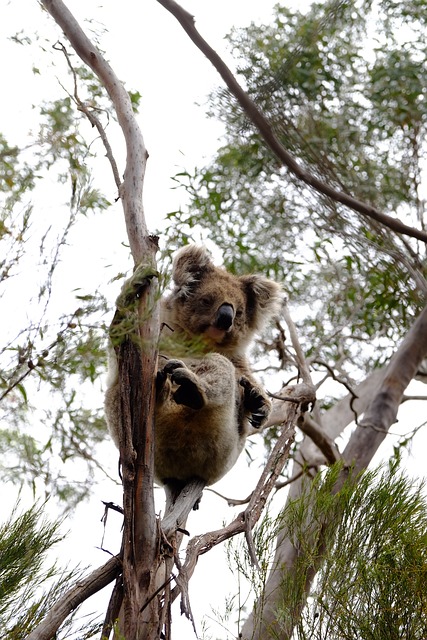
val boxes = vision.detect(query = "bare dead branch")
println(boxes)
[170,383,315,607]
[157,0,427,245]
[171,419,296,606]
[26,555,122,640]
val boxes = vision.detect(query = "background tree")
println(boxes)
[0,58,116,506]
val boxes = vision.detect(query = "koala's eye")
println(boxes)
[200,295,214,307]
[235,307,244,318]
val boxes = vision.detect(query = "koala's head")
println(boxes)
[162,245,282,356]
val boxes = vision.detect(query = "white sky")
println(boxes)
[2,1,427,638]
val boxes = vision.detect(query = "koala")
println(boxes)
[105,245,282,490]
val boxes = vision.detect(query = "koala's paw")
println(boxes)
[158,360,205,410]
[240,376,271,428]
[171,367,205,410]
[156,359,185,395]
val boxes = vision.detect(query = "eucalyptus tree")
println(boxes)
[2,0,427,638]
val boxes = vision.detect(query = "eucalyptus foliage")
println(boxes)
[166,0,427,381]
[223,464,427,639]
[0,40,117,505]
[0,503,96,639]
[294,465,427,639]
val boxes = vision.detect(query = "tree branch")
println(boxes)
[26,555,122,640]
[40,3,160,638]
[41,0,152,263]
[157,0,427,245]
[343,303,427,471]
[171,382,316,612]
[298,414,342,465]
[161,478,206,538]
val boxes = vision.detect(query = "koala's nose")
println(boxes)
[215,303,235,331]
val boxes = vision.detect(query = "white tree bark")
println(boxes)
[241,305,427,639]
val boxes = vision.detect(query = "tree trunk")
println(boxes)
[242,304,427,639]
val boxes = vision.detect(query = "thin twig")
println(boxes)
[53,42,122,193]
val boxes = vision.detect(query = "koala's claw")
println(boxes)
[162,359,186,374]
[249,411,268,428]
[157,360,205,409]
[156,359,186,395]
[240,376,271,429]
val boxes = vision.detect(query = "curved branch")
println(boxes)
[298,415,342,464]
[42,0,151,262]
[157,0,427,245]
[26,555,122,640]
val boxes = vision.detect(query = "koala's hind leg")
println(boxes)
[240,375,272,428]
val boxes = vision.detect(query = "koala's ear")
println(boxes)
[172,245,214,288]
[240,274,283,331]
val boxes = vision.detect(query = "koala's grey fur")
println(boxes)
[105,245,282,488]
